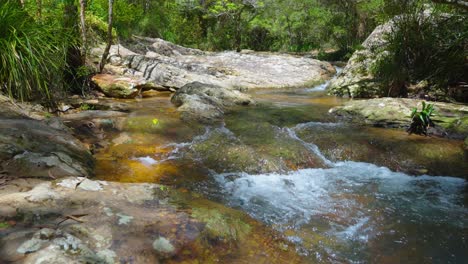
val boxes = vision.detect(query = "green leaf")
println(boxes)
[419,115,425,124]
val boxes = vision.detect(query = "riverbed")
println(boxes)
[92,68,467,263]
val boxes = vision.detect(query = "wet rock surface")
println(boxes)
[0,178,303,263]
[293,122,468,178]
[330,98,468,139]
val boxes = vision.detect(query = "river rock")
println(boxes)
[93,37,333,120]
[0,118,94,178]
[189,125,328,173]
[92,74,160,99]
[0,94,46,120]
[294,121,468,177]
[329,98,468,138]
[97,37,334,91]
[327,19,394,97]
[171,82,254,123]
[0,178,304,263]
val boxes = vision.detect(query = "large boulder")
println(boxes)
[329,98,468,139]
[0,95,94,179]
[0,94,46,120]
[327,20,394,98]
[0,118,94,178]
[171,82,254,123]
[0,178,303,263]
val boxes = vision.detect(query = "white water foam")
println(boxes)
[214,161,466,237]
[210,123,467,259]
[305,66,343,92]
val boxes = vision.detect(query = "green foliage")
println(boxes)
[85,12,117,41]
[88,0,143,38]
[0,221,10,229]
[371,1,467,98]
[0,0,75,101]
[407,101,435,136]
[82,0,387,53]
[79,103,95,111]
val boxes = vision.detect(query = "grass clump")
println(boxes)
[0,1,74,102]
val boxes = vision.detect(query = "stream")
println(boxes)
[93,68,467,263]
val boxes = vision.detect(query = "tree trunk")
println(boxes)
[234,10,243,52]
[79,0,87,63]
[144,0,150,13]
[100,0,114,73]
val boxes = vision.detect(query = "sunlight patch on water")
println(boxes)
[132,156,158,166]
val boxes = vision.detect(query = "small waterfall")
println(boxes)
[305,66,343,92]
[282,126,334,167]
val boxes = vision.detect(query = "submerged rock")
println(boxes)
[294,121,468,177]
[189,125,327,174]
[152,236,175,257]
[329,98,468,139]
[0,178,304,263]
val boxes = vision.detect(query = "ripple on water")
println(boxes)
[212,161,467,262]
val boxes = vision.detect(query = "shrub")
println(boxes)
[372,4,467,98]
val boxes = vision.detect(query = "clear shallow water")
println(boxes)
[94,69,468,263]
[211,156,467,262]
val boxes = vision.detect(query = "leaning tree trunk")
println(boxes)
[99,0,114,73]
[79,0,87,63]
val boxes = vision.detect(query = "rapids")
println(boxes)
[94,67,467,263]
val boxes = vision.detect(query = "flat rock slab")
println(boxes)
[0,178,304,263]
[330,98,468,138]
[102,37,335,91]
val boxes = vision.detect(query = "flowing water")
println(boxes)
[94,68,467,263]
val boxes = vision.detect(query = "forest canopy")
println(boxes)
[0,0,466,102]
